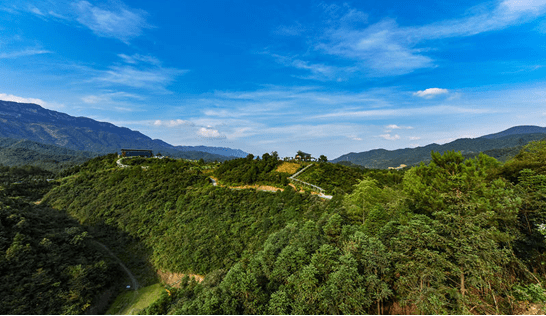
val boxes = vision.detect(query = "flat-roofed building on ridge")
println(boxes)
[121,149,153,158]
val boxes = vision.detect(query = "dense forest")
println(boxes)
[0,165,119,314]
[136,142,546,314]
[3,141,546,314]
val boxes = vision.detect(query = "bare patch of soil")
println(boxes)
[513,302,546,315]
[157,270,204,288]
[230,184,285,192]
[275,162,301,174]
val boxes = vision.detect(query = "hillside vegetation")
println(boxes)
[0,166,119,314]
[36,142,546,314]
[213,153,404,194]
[149,143,546,314]
[43,154,336,275]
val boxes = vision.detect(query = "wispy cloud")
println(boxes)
[81,91,144,105]
[94,65,187,92]
[273,22,306,36]
[314,105,492,119]
[72,1,151,43]
[118,53,161,66]
[0,48,51,59]
[274,1,546,77]
[413,88,449,99]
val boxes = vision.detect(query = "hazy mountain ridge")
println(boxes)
[0,100,247,159]
[479,125,546,139]
[333,127,546,169]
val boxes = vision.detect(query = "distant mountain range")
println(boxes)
[333,126,546,169]
[0,100,248,160]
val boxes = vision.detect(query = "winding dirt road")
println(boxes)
[92,240,139,290]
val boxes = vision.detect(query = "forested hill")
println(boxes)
[212,153,404,194]
[0,100,247,159]
[333,130,546,169]
[40,143,546,314]
[0,137,99,171]
[480,125,546,139]
[0,165,119,314]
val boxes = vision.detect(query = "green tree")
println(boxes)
[398,151,523,313]
[344,178,390,224]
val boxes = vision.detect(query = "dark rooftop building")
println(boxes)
[121,149,153,158]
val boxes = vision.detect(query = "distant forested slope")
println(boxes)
[333,132,546,168]
[0,137,99,171]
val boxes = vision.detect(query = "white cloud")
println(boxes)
[28,5,44,16]
[95,65,188,91]
[154,119,194,127]
[197,127,226,139]
[413,88,449,99]
[72,1,151,43]
[81,91,144,105]
[0,93,64,110]
[385,124,413,131]
[0,93,47,106]
[408,136,421,140]
[118,53,161,66]
[279,1,546,77]
[0,48,51,59]
[314,105,491,119]
[379,133,400,140]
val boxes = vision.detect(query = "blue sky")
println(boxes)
[1,0,546,159]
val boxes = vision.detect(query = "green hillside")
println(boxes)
[0,165,119,315]
[295,162,404,194]
[43,154,336,275]
[142,144,546,314]
[32,142,546,314]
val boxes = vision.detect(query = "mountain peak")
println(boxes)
[480,125,546,139]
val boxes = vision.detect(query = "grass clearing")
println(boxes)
[275,162,300,174]
[106,283,164,315]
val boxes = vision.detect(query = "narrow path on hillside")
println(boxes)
[92,240,139,290]
[289,164,333,199]
[116,158,129,168]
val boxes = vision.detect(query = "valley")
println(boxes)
[2,101,546,314]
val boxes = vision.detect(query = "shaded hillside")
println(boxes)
[0,100,247,160]
[333,132,546,169]
[0,137,98,171]
[0,166,119,315]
